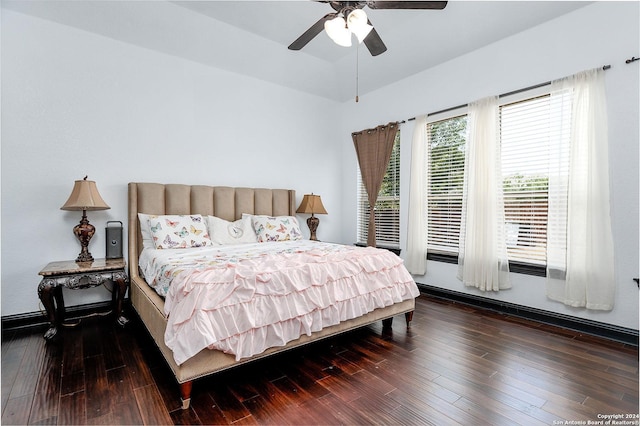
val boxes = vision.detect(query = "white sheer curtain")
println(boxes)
[405,115,428,275]
[457,96,511,291]
[546,68,615,310]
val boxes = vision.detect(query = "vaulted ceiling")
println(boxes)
[3,1,591,101]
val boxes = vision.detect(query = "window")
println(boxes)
[426,115,467,254]
[501,95,553,265]
[426,90,566,269]
[357,130,400,247]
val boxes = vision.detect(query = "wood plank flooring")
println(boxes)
[2,295,638,425]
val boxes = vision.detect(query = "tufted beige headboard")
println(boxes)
[128,182,296,275]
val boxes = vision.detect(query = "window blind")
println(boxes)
[500,95,552,265]
[426,115,467,253]
[357,130,401,247]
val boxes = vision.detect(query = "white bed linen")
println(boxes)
[139,241,419,365]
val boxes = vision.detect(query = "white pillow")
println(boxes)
[207,215,258,245]
[147,214,213,249]
[250,215,303,242]
[137,213,154,249]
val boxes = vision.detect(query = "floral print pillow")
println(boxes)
[251,215,303,242]
[148,214,213,249]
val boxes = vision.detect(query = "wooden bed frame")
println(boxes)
[127,182,415,409]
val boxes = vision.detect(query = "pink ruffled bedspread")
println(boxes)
[141,241,419,365]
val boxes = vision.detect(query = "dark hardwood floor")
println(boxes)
[2,295,638,425]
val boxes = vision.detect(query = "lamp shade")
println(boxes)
[61,177,110,211]
[296,194,328,215]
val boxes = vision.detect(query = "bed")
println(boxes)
[128,182,418,409]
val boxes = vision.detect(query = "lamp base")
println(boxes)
[307,215,320,241]
[73,211,95,263]
[75,251,94,263]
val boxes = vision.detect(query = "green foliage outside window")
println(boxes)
[428,116,466,195]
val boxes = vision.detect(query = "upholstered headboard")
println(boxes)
[128,183,296,275]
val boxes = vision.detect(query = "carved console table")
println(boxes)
[37,258,129,340]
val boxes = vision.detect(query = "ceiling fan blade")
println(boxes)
[367,1,448,9]
[363,25,387,56]
[288,13,335,51]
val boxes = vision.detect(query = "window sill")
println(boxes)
[355,242,401,256]
[426,252,546,277]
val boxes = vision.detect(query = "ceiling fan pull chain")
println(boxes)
[356,42,360,103]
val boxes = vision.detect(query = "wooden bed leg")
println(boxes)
[180,381,193,410]
[382,317,393,328]
[405,311,414,327]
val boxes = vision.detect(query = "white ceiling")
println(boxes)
[3,0,591,102]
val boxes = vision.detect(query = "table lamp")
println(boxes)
[61,176,110,262]
[296,194,328,241]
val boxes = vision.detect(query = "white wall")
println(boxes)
[339,1,640,330]
[1,8,343,316]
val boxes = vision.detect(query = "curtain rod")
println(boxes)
[403,64,611,122]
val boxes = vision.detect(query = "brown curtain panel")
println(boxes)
[352,122,399,247]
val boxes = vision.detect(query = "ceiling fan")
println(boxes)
[288,1,448,56]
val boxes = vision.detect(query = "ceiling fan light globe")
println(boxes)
[346,9,368,29]
[324,16,352,47]
[346,9,372,44]
[351,23,373,43]
[333,30,353,47]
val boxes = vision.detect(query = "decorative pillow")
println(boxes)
[207,215,258,245]
[147,214,213,249]
[251,215,303,242]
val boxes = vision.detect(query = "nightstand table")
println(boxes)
[37,258,129,340]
